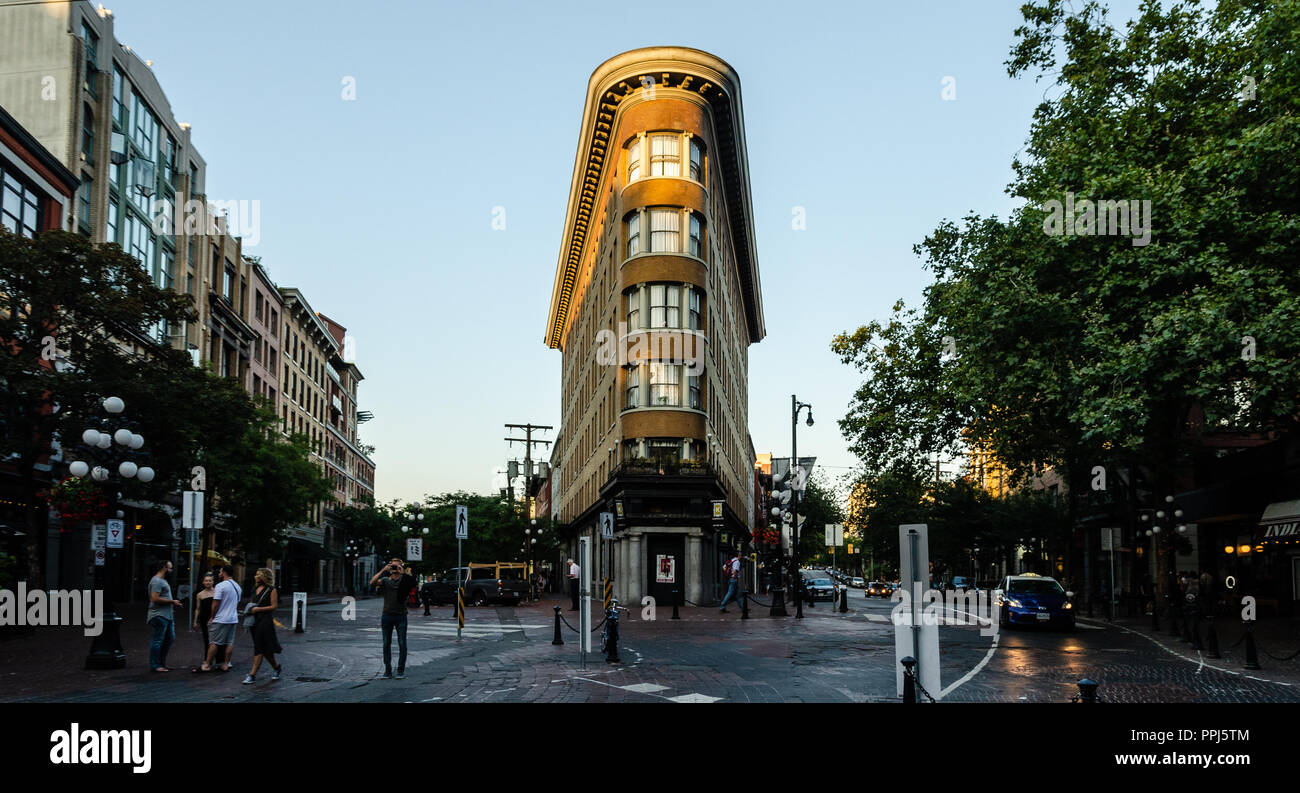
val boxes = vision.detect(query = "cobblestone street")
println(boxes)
[5,590,1297,704]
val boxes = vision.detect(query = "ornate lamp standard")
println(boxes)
[526,519,543,601]
[69,396,155,669]
[345,538,361,595]
[1140,494,1187,636]
[400,506,428,574]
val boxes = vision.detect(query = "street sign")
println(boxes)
[599,511,614,539]
[1100,526,1121,552]
[406,538,423,562]
[711,500,724,521]
[106,519,124,549]
[455,505,468,539]
[186,528,200,549]
[91,524,106,551]
[182,490,204,530]
[825,523,844,547]
[93,549,106,567]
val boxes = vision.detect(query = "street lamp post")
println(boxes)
[345,538,361,596]
[70,396,155,669]
[790,395,813,619]
[527,519,543,601]
[400,506,428,575]
[1141,495,1187,636]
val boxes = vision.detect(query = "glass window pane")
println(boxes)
[650,209,679,252]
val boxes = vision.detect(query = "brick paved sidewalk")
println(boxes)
[0,594,376,700]
[1091,613,1300,684]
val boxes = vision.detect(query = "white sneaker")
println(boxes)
[271,666,281,681]
[242,674,255,684]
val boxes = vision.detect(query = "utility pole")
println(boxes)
[505,423,552,595]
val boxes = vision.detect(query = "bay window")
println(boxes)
[649,133,680,176]
[649,209,679,252]
[649,363,681,406]
[625,364,640,409]
[689,214,702,256]
[625,212,640,258]
[627,137,641,183]
[688,288,702,330]
[689,137,703,182]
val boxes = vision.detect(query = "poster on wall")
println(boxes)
[656,554,676,583]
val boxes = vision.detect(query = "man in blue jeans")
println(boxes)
[370,558,415,679]
[146,559,182,672]
[719,552,743,613]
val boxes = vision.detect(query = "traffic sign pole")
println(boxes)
[456,505,468,639]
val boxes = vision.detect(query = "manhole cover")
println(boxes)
[295,676,330,683]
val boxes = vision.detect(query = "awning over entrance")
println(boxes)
[1255,499,1300,544]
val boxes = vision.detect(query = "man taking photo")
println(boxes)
[369,558,415,679]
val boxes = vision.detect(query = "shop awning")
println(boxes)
[1255,499,1300,543]
[286,537,338,560]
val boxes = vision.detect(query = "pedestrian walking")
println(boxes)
[719,552,743,613]
[147,559,182,672]
[242,568,283,685]
[192,573,215,650]
[370,558,415,679]
[567,558,580,611]
[194,565,241,673]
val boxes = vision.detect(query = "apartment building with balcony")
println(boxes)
[545,47,765,606]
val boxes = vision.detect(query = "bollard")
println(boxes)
[294,599,305,634]
[901,656,917,704]
[551,605,564,646]
[839,586,849,613]
[741,591,749,620]
[672,588,680,620]
[1075,678,1099,703]
[1205,617,1221,659]
[1243,622,1261,670]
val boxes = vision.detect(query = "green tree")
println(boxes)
[0,230,194,576]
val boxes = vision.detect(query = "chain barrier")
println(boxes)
[1259,644,1300,662]
[746,593,772,607]
[905,666,937,703]
[557,611,608,633]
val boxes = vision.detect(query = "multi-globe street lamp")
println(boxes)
[525,518,545,601]
[345,538,362,595]
[1141,494,1188,635]
[69,396,155,669]
[400,506,428,576]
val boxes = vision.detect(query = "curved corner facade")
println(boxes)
[545,47,764,606]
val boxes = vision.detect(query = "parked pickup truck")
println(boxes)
[424,563,528,606]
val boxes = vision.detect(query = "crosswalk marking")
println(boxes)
[668,693,723,703]
[621,683,670,693]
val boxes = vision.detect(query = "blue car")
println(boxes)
[995,574,1075,630]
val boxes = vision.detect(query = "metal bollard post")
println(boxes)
[1075,678,1099,703]
[1205,616,1221,659]
[551,605,564,646]
[672,588,680,620]
[901,656,917,704]
[1243,622,1261,670]
[295,599,305,634]
[839,586,848,613]
[741,591,749,620]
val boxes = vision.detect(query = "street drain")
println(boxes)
[295,676,330,682]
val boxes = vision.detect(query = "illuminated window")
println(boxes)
[649,134,680,176]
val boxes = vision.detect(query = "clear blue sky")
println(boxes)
[104,0,1142,504]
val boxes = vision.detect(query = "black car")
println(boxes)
[805,577,837,603]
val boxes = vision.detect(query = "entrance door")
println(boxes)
[646,534,685,606]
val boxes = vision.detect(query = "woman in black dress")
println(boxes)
[192,573,215,650]
[242,568,282,684]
